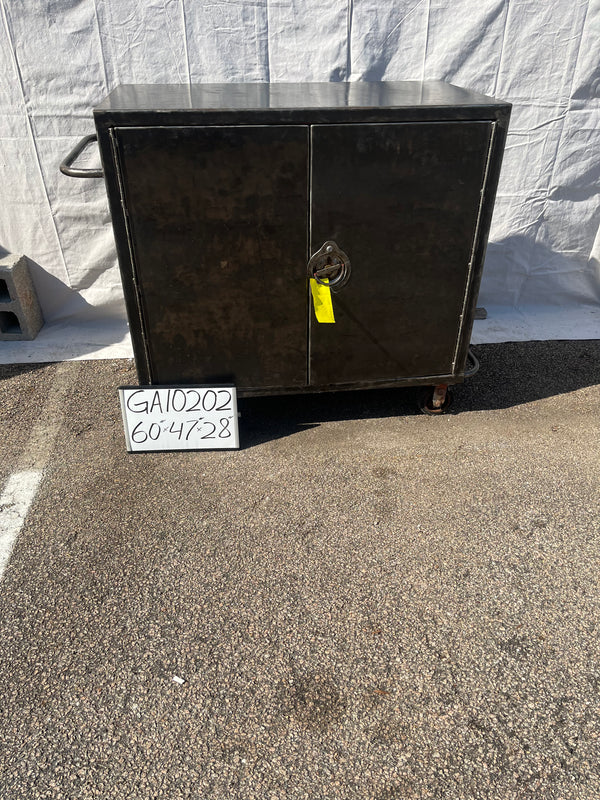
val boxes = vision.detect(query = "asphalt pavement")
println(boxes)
[0,340,599,799]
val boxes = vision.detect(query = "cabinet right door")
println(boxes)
[309,121,493,386]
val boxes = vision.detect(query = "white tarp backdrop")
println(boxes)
[0,0,599,362]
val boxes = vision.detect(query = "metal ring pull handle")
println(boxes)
[60,134,104,178]
[307,241,351,291]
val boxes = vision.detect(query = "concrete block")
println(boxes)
[0,254,43,340]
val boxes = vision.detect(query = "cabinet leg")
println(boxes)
[419,383,452,415]
[431,383,448,410]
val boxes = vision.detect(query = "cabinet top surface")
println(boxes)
[95,81,509,115]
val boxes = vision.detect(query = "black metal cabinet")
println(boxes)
[93,82,510,396]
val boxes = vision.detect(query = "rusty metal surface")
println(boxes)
[431,384,449,409]
[309,122,492,385]
[115,125,309,388]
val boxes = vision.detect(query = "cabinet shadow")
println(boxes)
[238,340,600,448]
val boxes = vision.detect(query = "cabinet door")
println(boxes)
[309,122,492,386]
[114,125,309,389]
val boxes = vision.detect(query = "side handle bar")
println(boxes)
[60,134,103,178]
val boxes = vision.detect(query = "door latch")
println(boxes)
[307,241,351,291]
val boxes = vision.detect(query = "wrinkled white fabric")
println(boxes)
[0,0,598,360]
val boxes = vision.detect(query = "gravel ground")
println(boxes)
[0,341,599,799]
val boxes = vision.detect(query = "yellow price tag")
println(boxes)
[310,278,335,323]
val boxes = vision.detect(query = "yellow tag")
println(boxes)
[310,278,335,323]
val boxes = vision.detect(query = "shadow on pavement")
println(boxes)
[1,340,597,447]
[0,362,58,381]
[239,340,600,447]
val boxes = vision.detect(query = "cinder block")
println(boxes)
[0,254,43,340]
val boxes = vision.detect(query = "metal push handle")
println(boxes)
[60,134,104,178]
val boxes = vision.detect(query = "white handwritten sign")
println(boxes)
[118,386,239,452]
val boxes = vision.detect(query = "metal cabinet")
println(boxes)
[88,82,510,398]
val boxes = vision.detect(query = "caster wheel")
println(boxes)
[419,386,453,415]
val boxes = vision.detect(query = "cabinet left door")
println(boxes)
[113,125,309,389]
